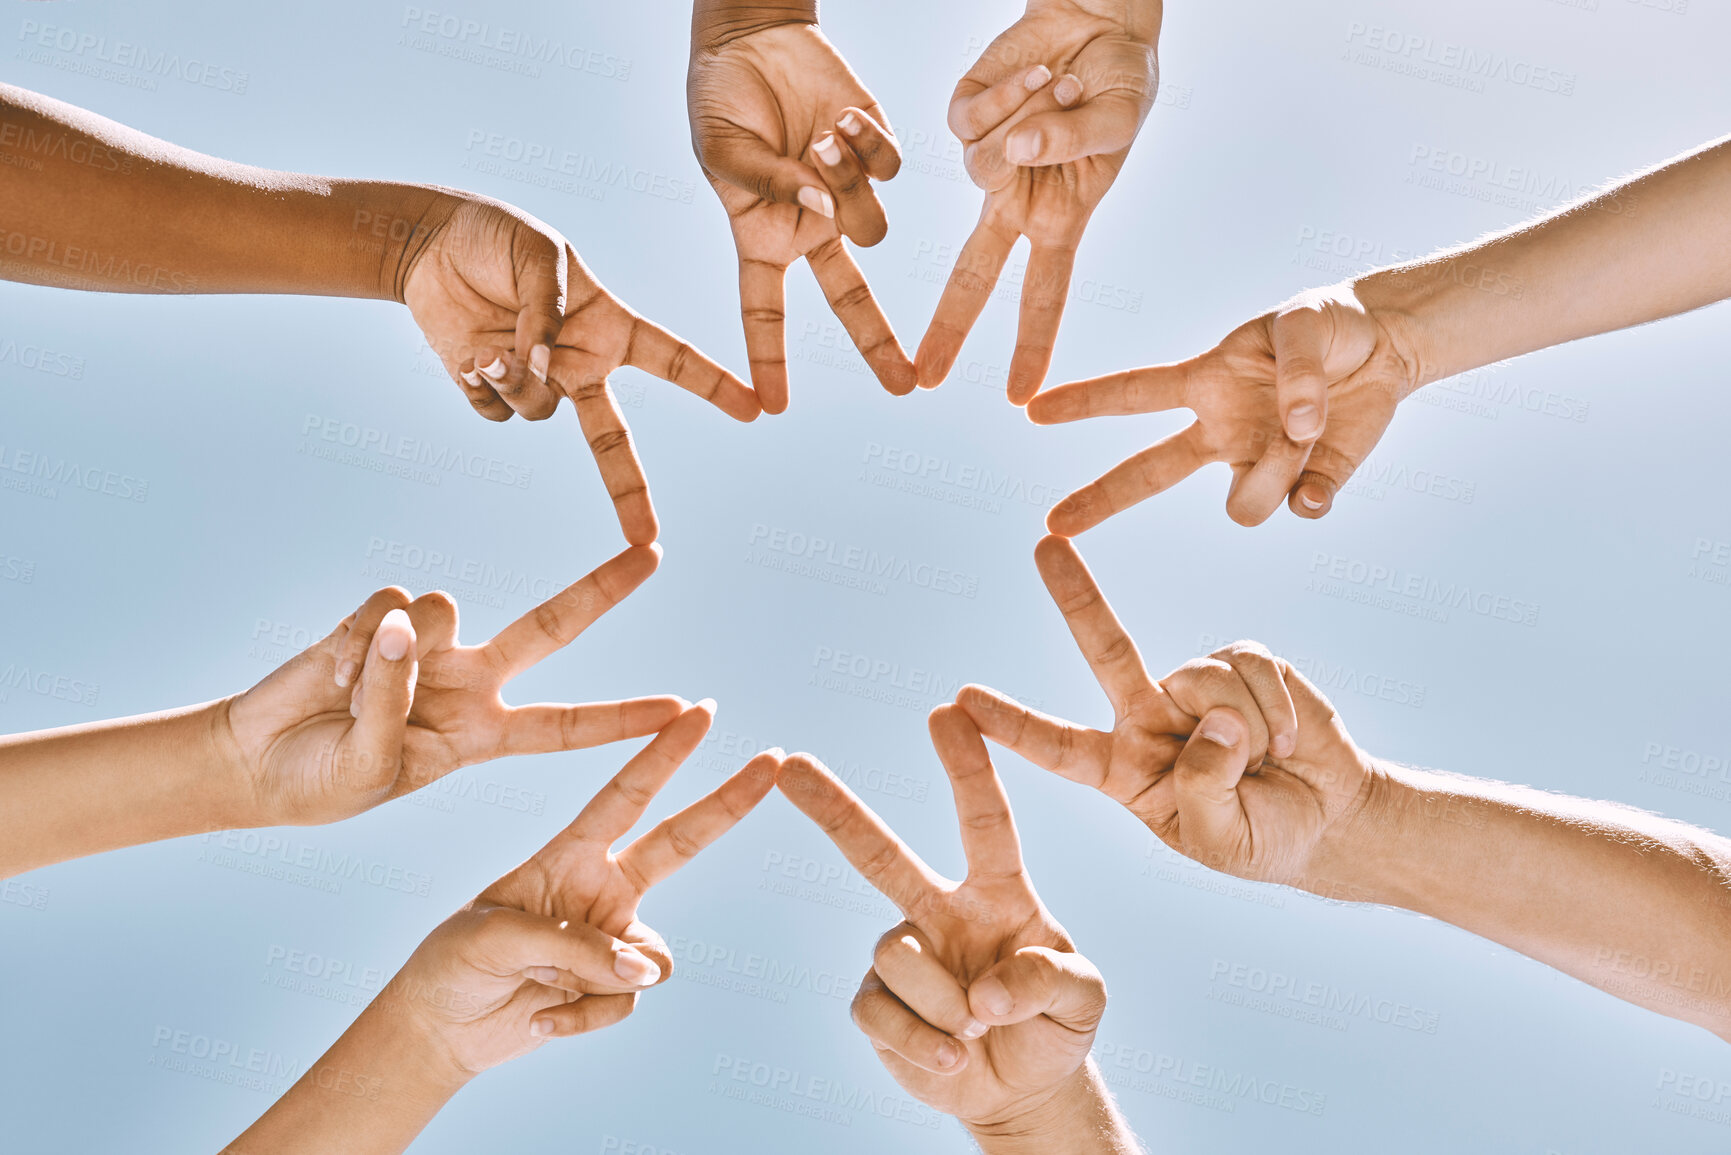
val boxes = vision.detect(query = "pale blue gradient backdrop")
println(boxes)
[2,0,1729,1151]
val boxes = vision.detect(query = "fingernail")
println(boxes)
[1198,716,1242,747]
[1298,489,1326,511]
[334,660,358,689]
[529,344,550,383]
[1023,64,1051,91]
[479,357,507,380]
[971,976,1012,1017]
[957,1018,989,1041]
[797,186,834,219]
[1006,131,1042,166]
[524,966,561,984]
[1054,73,1083,106]
[377,609,412,662]
[530,1018,555,1037]
[814,134,841,166]
[1273,734,1296,759]
[838,112,862,136]
[614,949,662,987]
[460,370,483,388]
[1285,403,1321,440]
[764,747,787,760]
[936,1039,965,1070]
[696,697,718,714]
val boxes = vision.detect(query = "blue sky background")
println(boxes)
[2,0,1730,1151]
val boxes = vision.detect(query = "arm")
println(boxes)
[777,708,1143,1155]
[0,546,680,880]
[1364,134,1731,387]
[229,707,780,1153]
[0,81,445,298]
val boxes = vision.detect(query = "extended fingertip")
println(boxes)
[797,186,835,219]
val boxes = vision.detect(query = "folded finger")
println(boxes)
[333,587,413,690]
[473,908,663,994]
[1046,421,1213,537]
[1207,642,1297,759]
[836,106,901,181]
[852,968,969,1075]
[873,927,985,1040]
[1003,92,1145,168]
[1224,431,1311,528]
[451,361,515,422]
[967,946,1107,1032]
[949,66,1052,143]
[1172,708,1255,869]
[530,992,638,1039]
[812,131,888,248]
[805,238,916,395]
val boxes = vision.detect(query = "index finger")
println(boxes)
[928,705,1023,881]
[777,753,945,916]
[483,544,661,680]
[555,358,658,546]
[559,702,715,850]
[1027,362,1193,424]
[1032,536,1171,724]
[948,66,1052,144]
[623,315,760,422]
[616,751,780,890]
[805,238,916,395]
[1006,243,1079,406]
[914,218,1016,389]
[738,254,790,414]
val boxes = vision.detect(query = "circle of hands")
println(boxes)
[284,0,1437,1135]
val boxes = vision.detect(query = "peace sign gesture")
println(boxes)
[221,544,683,828]
[779,707,1137,1150]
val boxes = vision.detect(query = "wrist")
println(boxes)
[1353,260,1485,394]
[1302,757,1427,906]
[324,180,462,304]
[692,0,818,50]
[966,1060,1135,1154]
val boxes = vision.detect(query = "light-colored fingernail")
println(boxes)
[1198,716,1242,748]
[377,609,412,662]
[813,134,841,166]
[460,369,483,388]
[1023,64,1052,91]
[530,1018,555,1037]
[1285,403,1321,440]
[479,357,507,380]
[971,976,1012,1017]
[957,1018,990,1041]
[524,966,562,985]
[936,1039,965,1070]
[1006,131,1042,166]
[1298,489,1326,511]
[796,186,835,219]
[614,949,662,987]
[529,344,550,383]
[1054,73,1083,106]
[696,697,718,713]
[334,660,358,689]
[838,112,862,136]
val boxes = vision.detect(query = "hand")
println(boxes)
[957,536,1373,886]
[386,704,779,1075]
[220,544,683,827]
[402,190,759,544]
[917,0,1159,403]
[1033,281,1423,531]
[688,16,916,412]
[779,706,1110,1138]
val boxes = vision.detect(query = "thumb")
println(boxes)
[966,946,1107,1033]
[1270,304,1335,445]
[1003,94,1143,167]
[1173,707,1253,873]
[512,237,569,389]
[702,125,835,219]
[344,608,417,798]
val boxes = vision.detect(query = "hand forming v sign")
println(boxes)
[221,544,685,828]
[1034,282,1420,532]
[688,6,917,413]
[917,0,1160,404]
[229,706,782,1155]
[957,536,1374,884]
[403,194,759,545]
[778,707,1141,1154]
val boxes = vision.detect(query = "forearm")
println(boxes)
[1359,134,1731,388]
[1309,761,1731,1039]
[0,82,455,299]
[225,990,469,1155]
[0,701,254,879]
[692,0,817,49]
[969,1061,1145,1155]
